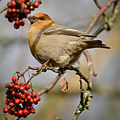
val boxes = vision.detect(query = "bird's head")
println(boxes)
[28,13,56,29]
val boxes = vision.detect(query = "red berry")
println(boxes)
[14,81,18,85]
[36,96,41,101]
[23,109,28,115]
[33,98,38,104]
[30,98,34,103]
[32,91,37,97]
[31,108,36,114]
[22,0,26,2]
[15,92,20,97]
[20,82,26,86]
[18,110,23,116]
[26,106,31,110]
[21,3,27,9]
[11,1,16,7]
[25,9,31,14]
[12,90,16,96]
[16,9,20,13]
[27,95,31,100]
[12,76,17,83]
[11,8,17,13]
[15,20,20,25]
[27,110,31,115]
[3,107,9,113]
[25,98,28,102]
[15,98,20,104]
[14,23,20,29]
[7,2,11,7]
[5,100,9,105]
[21,94,26,99]
[8,82,14,88]
[9,102,14,107]
[14,85,20,89]
[7,8,12,13]
[5,12,10,18]
[24,91,31,96]
[20,21,25,26]
[15,14,20,18]
[34,1,39,8]
[6,95,9,99]
[19,86,25,91]
[25,84,31,90]
[8,109,12,115]
[8,17,14,23]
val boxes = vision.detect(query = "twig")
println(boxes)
[86,0,116,33]
[26,67,44,84]
[110,0,119,22]
[73,114,79,120]
[38,73,64,96]
[83,50,96,88]
[73,0,117,119]
[0,6,7,14]
[93,0,108,25]
[26,60,49,84]
[93,0,102,9]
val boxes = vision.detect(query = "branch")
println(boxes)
[110,0,119,22]
[38,73,64,96]
[83,50,97,88]
[0,6,7,14]
[86,0,116,33]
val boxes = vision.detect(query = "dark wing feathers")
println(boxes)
[82,40,110,49]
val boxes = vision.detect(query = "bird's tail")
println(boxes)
[82,40,110,49]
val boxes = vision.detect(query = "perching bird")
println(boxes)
[28,13,109,67]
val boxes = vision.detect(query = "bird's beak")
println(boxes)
[28,16,35,24]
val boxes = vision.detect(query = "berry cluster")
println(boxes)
[5,0,41,29]
[3,76,41,118]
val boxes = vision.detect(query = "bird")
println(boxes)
[28,13,110,68]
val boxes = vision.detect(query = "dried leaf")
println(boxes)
[59,78,71,92]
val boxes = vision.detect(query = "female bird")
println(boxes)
[28,13,109,67]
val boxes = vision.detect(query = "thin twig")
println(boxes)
[110,0,120,22]
[38,73,64,96]
[73,114,79,120]
[26,61,49,84]
[93,0,108,24]
[83,50,96,88]
[86,0,116,33]
[0,6,7,14]
[93,0,102,9]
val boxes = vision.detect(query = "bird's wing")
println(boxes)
[43,26,96,37]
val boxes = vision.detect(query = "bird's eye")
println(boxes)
[39,17,45,20]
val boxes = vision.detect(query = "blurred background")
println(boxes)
[0,0,120,120]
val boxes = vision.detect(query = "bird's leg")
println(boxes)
[48,67,60,73]
[47,62,60,74]
[59,66,89,85]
